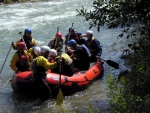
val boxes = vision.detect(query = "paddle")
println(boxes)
[101,58,119,69]
[0,43,12,74]
[65,23,74,52]
[18,32,28,51]
[67,22,74,42]
[56,52,63,106]
[55,27,59,49]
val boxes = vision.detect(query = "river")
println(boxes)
[0,0,128,113]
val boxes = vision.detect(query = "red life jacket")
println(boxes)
[16,52,27,66]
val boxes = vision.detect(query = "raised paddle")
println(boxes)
[67,22,74,42]
[56,52,63,106]
[0,43,12,74]
[55,27,59,49]
[101,58,119,69]
[18,32,28,51]
[65,22,74,52]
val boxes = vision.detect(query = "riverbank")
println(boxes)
[0,0,43,5]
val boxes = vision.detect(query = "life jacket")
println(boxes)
[32,58,46,74]
[51,38,63,49]
[16,51,28,66]
[32,58,46,80]
[55,53,73,66]
[85,37,102,55]
[20,37,34,50]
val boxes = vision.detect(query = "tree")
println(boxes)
[77,0,150,45]
[77,0,150,112]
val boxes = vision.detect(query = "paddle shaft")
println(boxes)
[19,32,28,51]
[55,27,59,49]
[0,44,12,74]
[65,22,74,52]
[56,52,63,106]
[67,22,74,42]
[59,52,62,86]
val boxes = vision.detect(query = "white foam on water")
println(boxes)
[0,0,80,31]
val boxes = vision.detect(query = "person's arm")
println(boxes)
[93,39,102,56]
[24,50,32,62]
[11,40,20,50]
[70,53,77,59]
[48,39,55,49]
[36,56,58,70]
[80,34,87,37]
[10,53,19,72]
[65,46,74,54]
[32,38,37,46]
[56,40,63,51]
[28,48,34,61]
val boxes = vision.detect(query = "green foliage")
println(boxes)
[106,72,150,113]
[106,32,150,112]
[77,0,150,31]
[77,0,150,51]
[77,0,150,112]
[2,0,32,4]
[4,0,13,3]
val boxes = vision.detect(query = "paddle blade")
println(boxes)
[106,60,119,69]
[56,89,63,106]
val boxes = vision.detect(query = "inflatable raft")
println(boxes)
[10,57,104,95]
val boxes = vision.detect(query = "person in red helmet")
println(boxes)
[48,32,64,52]
[11,28,37,51]
[10,42,31,73]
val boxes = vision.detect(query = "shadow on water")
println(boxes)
[11,91,56,113]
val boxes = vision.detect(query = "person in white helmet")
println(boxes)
[28,46,41,61]
[30,46,61,99]
[49,49,74,76]
[81,30,102,62]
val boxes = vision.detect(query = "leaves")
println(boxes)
[77,0,150,112]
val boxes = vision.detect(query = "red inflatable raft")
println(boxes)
[10,57,104,95]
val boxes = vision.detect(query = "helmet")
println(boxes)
[56,32,62,38]
[67,39,77,47]
[17,42,25,50]
[76,32,82,36]
[86,30,93,35]
[33,46,41,56]
[49,49,57,56]
[25,28,32,34]
[40,46,51,53]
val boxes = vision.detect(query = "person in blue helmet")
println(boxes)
[66,39,91,71]
[11,28,37,51]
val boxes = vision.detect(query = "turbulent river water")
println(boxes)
[0,0,129,113]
